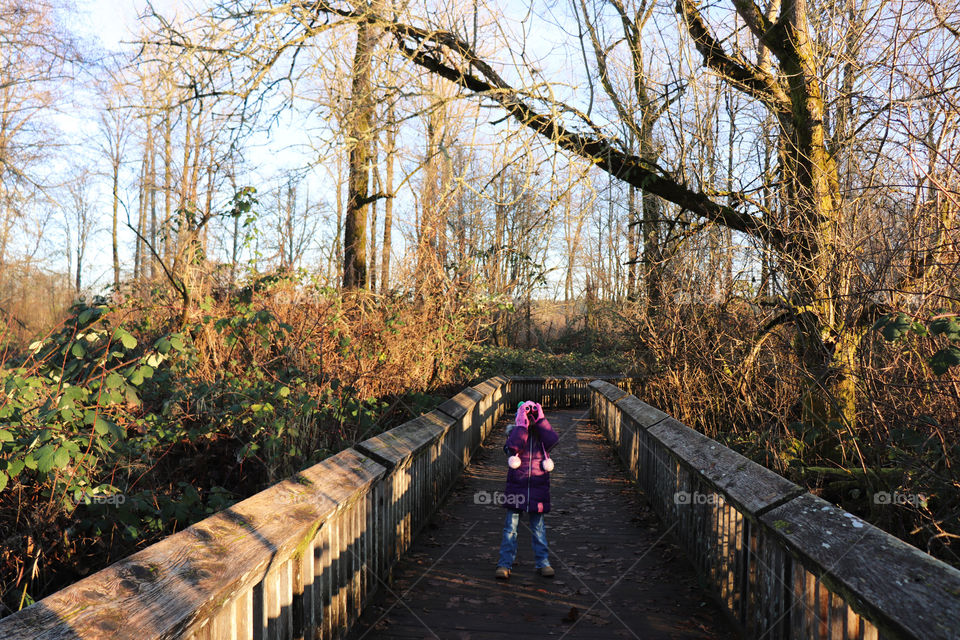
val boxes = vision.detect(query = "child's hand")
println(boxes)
[527,402,545,423]
[515,401,536,428]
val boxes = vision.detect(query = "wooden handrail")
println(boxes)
[589,379,960,640]
[0,375,609,639]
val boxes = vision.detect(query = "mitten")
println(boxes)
[514,401,535,429]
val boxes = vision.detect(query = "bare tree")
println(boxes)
[95,66,135,291]
[0,0,77,274]
[63,170,96,294]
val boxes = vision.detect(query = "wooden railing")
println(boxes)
[0,375,613,640]
[0,375,510,639]
[589,379,960,640]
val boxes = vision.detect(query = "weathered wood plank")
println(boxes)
[435,387,482,421]
[588,379,628,404]
[761,492,960,640]
[470,379,497,400]
[648,418,803,515]
[353,415,446,467]
[615,395,669,428]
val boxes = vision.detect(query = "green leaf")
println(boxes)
[36,444,57,473]
[7,459,24,478]
[929,315,960,341]
[71,343,86,358]
[114,328,138,350]
[875,313,915,342]
[930,346,960,375]
[106,372,125,390]
[78,308,97,325]
[169,336,185,351]
[124,386,141,406]
[137,365,154,380]
[146,353,164,368]
[93,417,111,435]
[53,447,70,470]
[0,471,7,492]
[63,386,87,402]
[156,338,172,354]
[0,429,12,443]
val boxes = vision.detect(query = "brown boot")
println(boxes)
[537,565,555,577]
[495,566,511,580]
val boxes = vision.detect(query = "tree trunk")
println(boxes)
[149,118,158,281]
[369,131,379,291]
[202,163,214,261]
[162,107,173,265]
[111,158,120,291]
[230,167,240,287]
[343,7,378,290]
[641,189,663,315]
[776,0,856,430]
[418,113,440,290]
[135,117,150,282]
[332,150,343,283]
[380,107,395,293]
[627,184,638,302]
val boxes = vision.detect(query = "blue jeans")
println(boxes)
[497,509,550,569]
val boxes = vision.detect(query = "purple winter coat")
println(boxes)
[503,402,559,513]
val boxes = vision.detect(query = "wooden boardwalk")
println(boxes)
[350,409,738,639]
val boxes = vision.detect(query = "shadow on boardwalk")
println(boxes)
[350,409,739,639]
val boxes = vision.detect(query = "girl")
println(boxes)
[495,400,559,579]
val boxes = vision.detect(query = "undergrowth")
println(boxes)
[0,272,482,616]
[574,300,960,568]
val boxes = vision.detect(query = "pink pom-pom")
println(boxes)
[542,458,554,472]
[508,455,522,469]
